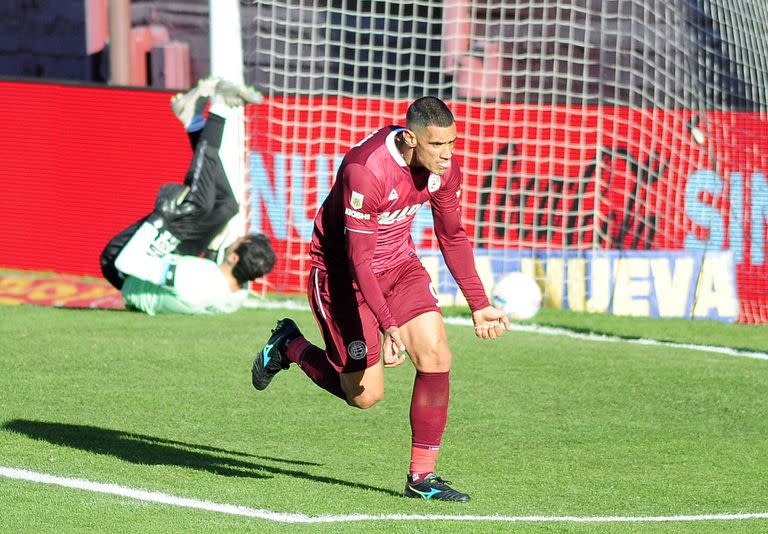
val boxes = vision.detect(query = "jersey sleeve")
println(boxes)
[166,259,242,314]
[121,257,243,315]
[430,163,491,312]
[341,163,396,330]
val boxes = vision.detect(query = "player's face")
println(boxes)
[225,237,244,255]
[224,236,247,264]
[412,123,457,176]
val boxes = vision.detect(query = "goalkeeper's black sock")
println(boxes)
[200,112,225,150]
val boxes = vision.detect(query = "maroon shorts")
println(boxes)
[307,257,441,374]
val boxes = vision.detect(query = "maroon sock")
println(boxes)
[409,371,449,474]
[285,336,346,400]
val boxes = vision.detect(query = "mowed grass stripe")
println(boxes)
[3,466,768,525]
[1,304,767,533]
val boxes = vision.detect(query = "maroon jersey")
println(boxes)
[310,126,489,329]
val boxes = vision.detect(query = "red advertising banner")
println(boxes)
[0,83,765,321]
[247,97,768,322]
[0,80,189,277]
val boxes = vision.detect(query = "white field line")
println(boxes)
[1,467,767,525]
[442,317,768,361]
[246,299,768,361]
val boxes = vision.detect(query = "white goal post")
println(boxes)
[237,0,768,324]
[209,0,247,248]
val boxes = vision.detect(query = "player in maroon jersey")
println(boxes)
[251,96,510,502]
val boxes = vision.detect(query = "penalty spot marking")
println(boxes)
[2,466,768,525]
[246,300,768,362]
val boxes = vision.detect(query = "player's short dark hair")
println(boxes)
[406,96,455,131]
[232,233,276,284]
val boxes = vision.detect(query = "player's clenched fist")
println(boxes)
[382,326,407,367]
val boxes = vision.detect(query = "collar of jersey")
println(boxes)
[386,128,408,167]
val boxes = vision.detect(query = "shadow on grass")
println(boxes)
[4,419,401,497]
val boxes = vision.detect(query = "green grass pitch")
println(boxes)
[1,304,767,533]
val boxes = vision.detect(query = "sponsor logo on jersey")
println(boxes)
[149,230,180,257]
[351,191,364,209]
[378,203,424,225]
[344,207,371,220]
[347,340,368,360]
[428,174,440,192]
[388,188,399,201]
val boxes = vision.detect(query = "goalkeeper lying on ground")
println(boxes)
[99,77,275,315]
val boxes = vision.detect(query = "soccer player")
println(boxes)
[115,232,274,315]
[250,96,510,501]
[99,78,275,315]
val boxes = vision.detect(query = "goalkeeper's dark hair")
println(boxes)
[232,233,276,285]
[406,96,455,131]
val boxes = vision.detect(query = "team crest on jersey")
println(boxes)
[347,340,368,360]
[428,174,440,193]
[350,191,364,209]
[388,188,399,201]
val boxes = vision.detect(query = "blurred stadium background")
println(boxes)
[1,0,767,323]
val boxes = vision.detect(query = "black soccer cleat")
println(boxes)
[404,474,470,502]
[251,318,300,390]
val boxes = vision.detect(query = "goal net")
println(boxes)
[240,0,768,323]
